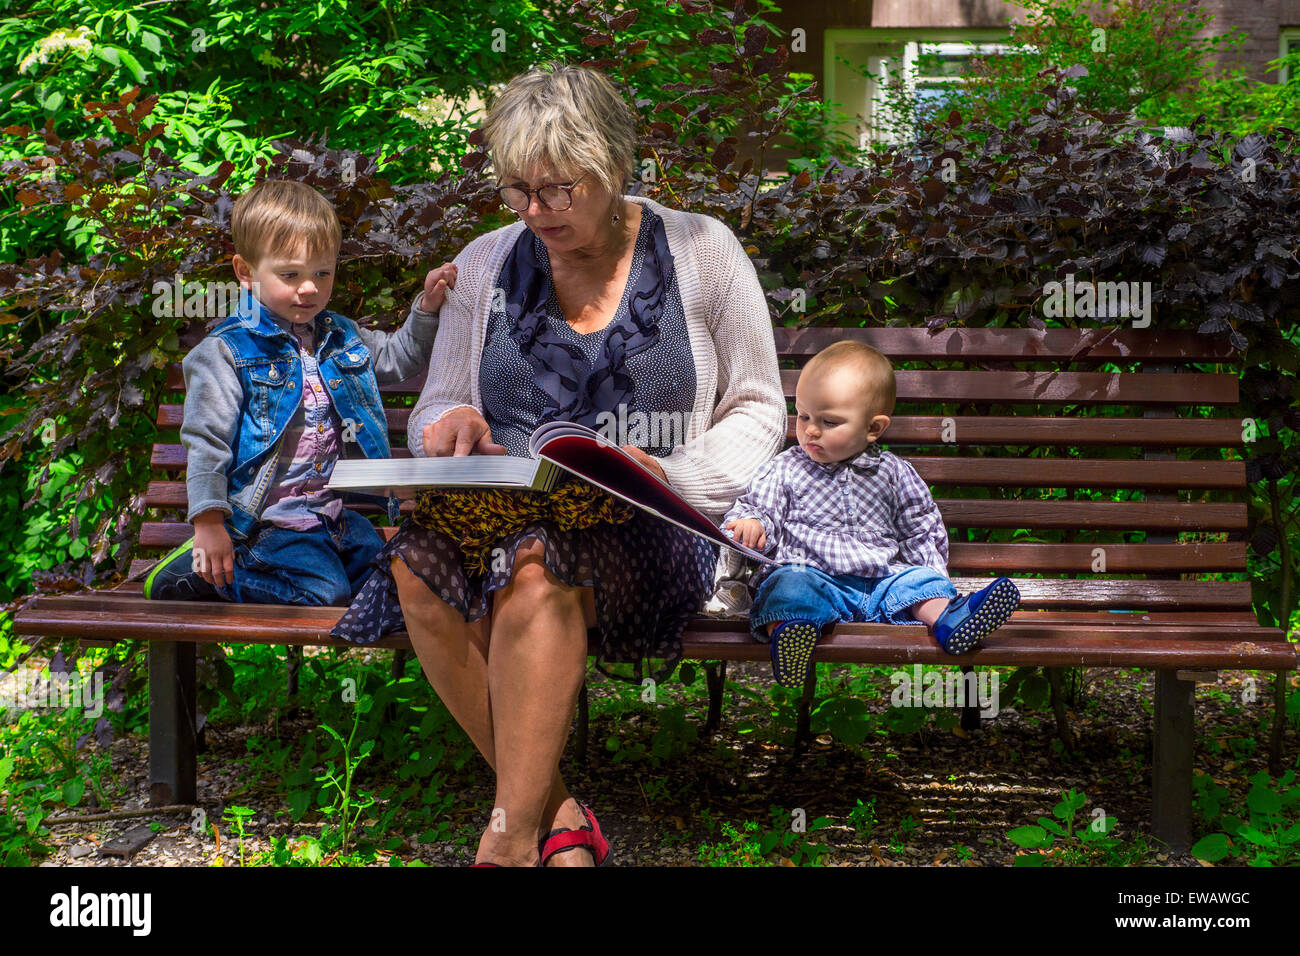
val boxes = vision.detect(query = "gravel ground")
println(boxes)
[32,662,1293,867]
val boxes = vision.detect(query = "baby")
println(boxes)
[145,179,456,605]
[722,341,1021,686]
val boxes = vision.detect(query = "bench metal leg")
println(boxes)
[795,664,817,748]
[1047,667,1076,753]
[959,665,981,732]
[391,647,409,680]
[385,648,410,723]
[1152,669,1195,852]
[704,661,726,733]
[149,641,196,807]
[286,644,302,719]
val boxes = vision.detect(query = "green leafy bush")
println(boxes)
[1192,768,1300,866]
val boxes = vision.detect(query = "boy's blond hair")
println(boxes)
[231,180,341,266]
[803,340,897,416]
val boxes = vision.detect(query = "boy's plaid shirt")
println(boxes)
[720,443,950,578]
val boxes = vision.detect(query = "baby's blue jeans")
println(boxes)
[749,564,958,642]
[210,509,385,606]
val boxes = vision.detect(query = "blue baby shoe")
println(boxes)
[932,577,1021,654]
[769,618,820,687]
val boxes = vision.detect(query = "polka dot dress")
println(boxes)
[330,206,716,683]
[331,511,717,683]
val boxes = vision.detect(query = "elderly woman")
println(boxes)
[331,62,785,866]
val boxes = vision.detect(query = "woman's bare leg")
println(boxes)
[392,555,496,763]
[476,540,593,866]
[391,550,596,865]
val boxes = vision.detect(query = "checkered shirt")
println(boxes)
[720,443,950,578]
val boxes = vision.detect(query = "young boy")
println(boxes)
[145,179,456,605]
[722,341,1021,686]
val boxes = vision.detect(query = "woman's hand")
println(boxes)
[423,406,507,457]
[621,444,667,483]
[417,262,458,313]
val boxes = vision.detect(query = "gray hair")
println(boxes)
[481,61,639,215]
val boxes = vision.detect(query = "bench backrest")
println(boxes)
[138,324,1249,616]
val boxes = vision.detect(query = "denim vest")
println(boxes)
[212,299,401,541]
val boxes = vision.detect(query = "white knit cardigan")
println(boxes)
[406,193,788,523]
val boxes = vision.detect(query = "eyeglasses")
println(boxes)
[496,172,588,212]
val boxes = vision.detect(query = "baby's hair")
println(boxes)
[803,340,897,416]
[231,180,341,267]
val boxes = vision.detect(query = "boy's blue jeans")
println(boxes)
[210,509,384,606]
[749,564,958,642]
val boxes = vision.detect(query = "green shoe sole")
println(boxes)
[142,536,196,600]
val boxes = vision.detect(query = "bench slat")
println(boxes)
[909,457,1244,490]
[769,327,1236,362]
[779,370,1238,404]
[127,540,1248,578]
[93,583,1270,627]
[154,406,1249,448]
[166,365,1238,405]
[40,570,1259,610]
[29,591,1276,631]
[135,500,1249,549]
[13,598,1290,668]
[176,326,1236,362]
[97,581,1269,627]
[144,450,1245,490]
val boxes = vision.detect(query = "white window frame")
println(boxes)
[825,29,1019,149]
[1279,29,1300,84]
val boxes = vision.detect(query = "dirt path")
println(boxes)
[36,664,1290,867]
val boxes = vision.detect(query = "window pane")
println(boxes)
[916,53,973,79]
[915,83,960,124]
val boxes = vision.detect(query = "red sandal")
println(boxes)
[538,803,612,867]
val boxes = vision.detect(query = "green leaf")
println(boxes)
[1007,825,1050,849]
[111,46,148,83]
[1235,824,1276,848]
[1191,833,1232,862]
[1020,673,1051,710]
[298,838,323,864]
[43,91,64,113]
[140,32,162,56]
[63,776,84,807]
[1089,815,1118,836]
[828,712,871,746]
[93,46,122,69]
[1246,785,1282,818]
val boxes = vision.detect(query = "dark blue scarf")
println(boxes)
[501,208,676,427]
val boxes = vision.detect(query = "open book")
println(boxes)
[327,420,774,564]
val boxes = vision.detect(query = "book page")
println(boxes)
[531,423,775,564]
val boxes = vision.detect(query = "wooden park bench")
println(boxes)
[13,323,1294,853]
